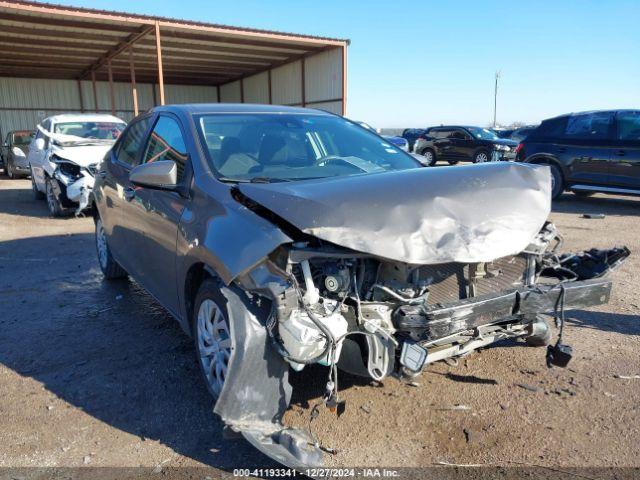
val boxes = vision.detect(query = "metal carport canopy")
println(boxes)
[0,0,349,115]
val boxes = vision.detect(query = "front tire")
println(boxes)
[473,150,490,163]
[193,278,233,400]
[45,177,66,217]
[95,217,128,279]
[6,162,14,179]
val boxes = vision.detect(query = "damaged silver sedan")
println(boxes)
[92,104,629,469]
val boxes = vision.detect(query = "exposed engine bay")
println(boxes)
[217,221,628,469]
[249,222,628,379]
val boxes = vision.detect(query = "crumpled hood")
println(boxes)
[51,144,112,167]
[238,162,551,265]
[493,138,519,147]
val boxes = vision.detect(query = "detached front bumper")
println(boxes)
[396,277,611,342]
[396,246,630,343]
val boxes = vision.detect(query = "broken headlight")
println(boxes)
[51,155,82,185]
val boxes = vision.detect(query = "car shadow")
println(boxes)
[552,192,640,217]
[0,182,52,219]
[0,233,282,470]
[565,309,640,336]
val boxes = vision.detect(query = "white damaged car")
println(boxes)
[28,114,126,216]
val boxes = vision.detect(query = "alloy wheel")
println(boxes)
[197,299,232,398]
[475,152,489,163]
[46,180,57,214]
[95,219,108,270]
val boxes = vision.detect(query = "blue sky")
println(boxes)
[49,0,639,128]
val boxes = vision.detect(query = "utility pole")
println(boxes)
[493,70,501,128]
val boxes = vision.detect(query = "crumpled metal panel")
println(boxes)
[238,162,551,265]
[214,285,323,468]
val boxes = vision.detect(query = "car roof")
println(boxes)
[45,113,126,124]
[428,125,488,130]
[543,109,638,121]
[152,103,336,116]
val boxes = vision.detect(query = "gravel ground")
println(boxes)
[0,178,638,475]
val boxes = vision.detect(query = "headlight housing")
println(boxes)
[51,155,82,184]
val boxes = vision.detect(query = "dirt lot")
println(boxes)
[0,177,639,474]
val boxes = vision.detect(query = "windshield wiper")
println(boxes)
[249,177,292,183]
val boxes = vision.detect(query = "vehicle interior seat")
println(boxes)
[217,136,259,177]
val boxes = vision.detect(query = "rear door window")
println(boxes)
[564,112,614,141]
[115,117,150,168]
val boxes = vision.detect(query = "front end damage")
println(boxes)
[50,156,97,215]
[210,164,629,468]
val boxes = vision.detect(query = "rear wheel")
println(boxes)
[193,278,233,400]
[95,217,128,279]
[547,163,564,200]
[421,148,436,166]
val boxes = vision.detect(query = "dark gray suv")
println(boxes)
[93,104,627,469]
[516,110,640,199]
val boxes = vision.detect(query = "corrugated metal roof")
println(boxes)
[0,0,349,86]
[5,0,349,43]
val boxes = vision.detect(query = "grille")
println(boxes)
[417,255,528,305]
[471,255,528,297]
[415,263,468,305]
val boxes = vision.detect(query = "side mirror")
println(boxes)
[129,160,178,189]
[34,138,45,151]
[3,142,8,148]
[12,147,26,158]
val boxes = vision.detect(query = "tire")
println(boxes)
[192,278,233,401]
[6,162,14,179]
[573,191,594,198]
[45,177,66,217]
[525,316,552,347]
[547,163,564,200]
[95,217,128,279]
[420,148,437,166]
[31,169,45,200]
[473,150,490,163]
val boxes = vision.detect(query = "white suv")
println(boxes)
[28,114,126,216]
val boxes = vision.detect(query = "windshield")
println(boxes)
[467,127,499,140]
[53,121,125,140]
[196,113,420,182]
[13,132,34,146]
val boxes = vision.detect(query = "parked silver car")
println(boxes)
[1,130,34,178]
[93,104,628,469]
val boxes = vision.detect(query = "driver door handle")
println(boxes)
[124,187,136,201]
